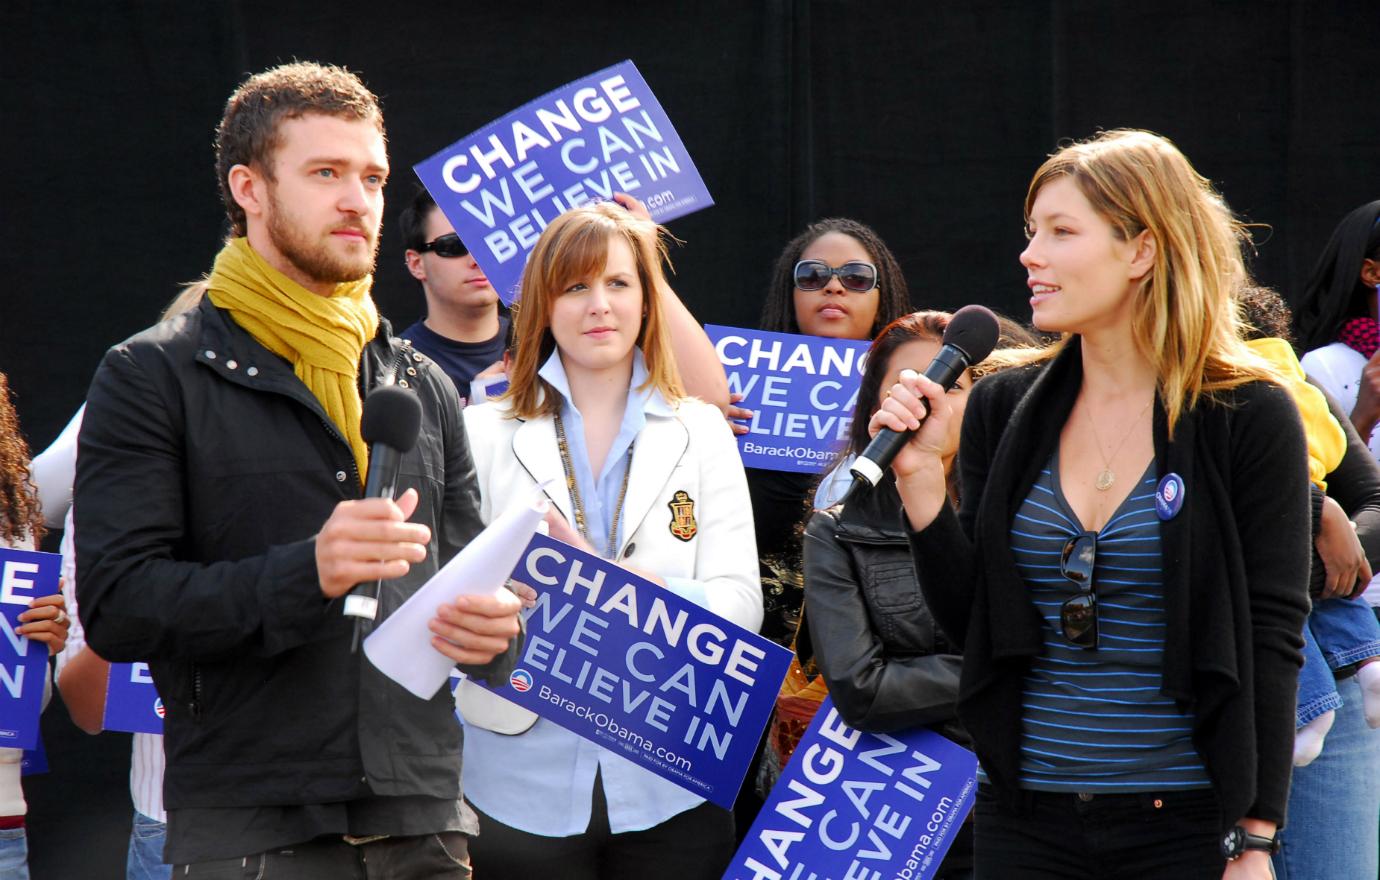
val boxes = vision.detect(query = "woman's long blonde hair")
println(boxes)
[1019,130,1281,433]
[502,202,685,418]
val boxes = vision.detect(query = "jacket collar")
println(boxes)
[834,474,909,543]
[195,298,398,394]
[509,382,687,558]
[193,297,402,446]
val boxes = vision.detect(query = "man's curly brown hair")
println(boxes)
[0,372,44,546]
[215,61,385,237]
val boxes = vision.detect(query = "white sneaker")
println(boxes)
[1293,710,1335,767]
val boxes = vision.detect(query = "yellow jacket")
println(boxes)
[1247,336,1345,489]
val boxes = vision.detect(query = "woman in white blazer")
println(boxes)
[460,201,761,880]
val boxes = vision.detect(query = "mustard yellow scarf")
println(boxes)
[207,237,379,484]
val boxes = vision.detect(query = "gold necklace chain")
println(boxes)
[554,413,634,558]
[1083,397,1153,492]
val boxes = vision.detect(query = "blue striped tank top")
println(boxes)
[1006,453,1211,792]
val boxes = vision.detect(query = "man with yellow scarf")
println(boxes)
[73,62,521,879]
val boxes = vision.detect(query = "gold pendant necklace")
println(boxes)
[1084,397,1153,492]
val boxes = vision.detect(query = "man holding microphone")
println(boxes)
[74,62,520,878]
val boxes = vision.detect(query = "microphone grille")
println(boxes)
[942,305,1001,365]
[361,384,423,452]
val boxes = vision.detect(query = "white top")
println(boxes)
[1300,342,1380,607]
[28,406,83,529]
[55,511,166,822]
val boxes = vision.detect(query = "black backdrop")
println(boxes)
[3,2,1380,875]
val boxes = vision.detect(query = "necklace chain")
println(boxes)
[1083,397,1153,492]
[554,413,633,558]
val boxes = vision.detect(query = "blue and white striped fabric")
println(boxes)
[1004,454,1211,792]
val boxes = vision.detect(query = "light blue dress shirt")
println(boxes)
[462,349,711,836]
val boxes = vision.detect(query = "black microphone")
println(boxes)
[849,305,1001,490]
[345,385,423,649]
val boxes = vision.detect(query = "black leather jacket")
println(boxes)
[75,298,516,811]
[802,477,968,746]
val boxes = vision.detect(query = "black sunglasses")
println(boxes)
[793,259,878,293]
[416,233,469,258]
[1059,532,1098,650]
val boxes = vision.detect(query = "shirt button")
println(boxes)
[624,542,636,557]
[247,366,259,377]
[205,350,217,360]
[336,471,348,482]
[226,360,238,370]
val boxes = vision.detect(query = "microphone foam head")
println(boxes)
[361,384,423,452]
[942,305,1001,366]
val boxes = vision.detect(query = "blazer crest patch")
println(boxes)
[667,490,698,541]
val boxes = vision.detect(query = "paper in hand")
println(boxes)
[364,485,549,699]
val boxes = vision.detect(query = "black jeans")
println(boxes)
[173,832,471,879]
[469,774,735,880]
[973,785,1225,879]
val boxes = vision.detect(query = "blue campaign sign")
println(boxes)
[415,60,713,304]
[103,662,164,735]
[0,547,60,750]
[707,325,870,474]
[728,698,978,880]
[472,533,792,808]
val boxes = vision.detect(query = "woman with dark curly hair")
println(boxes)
[734,218,915,647]
[0,369,71,878]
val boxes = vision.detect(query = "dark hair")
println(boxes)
[399,185,438,253]
[1236,284,1294,343]
[215,62,384,237]
[1293,200,1380,352]
[844,310,1037,459]
[758,218,911,337]
[0,372,43,546]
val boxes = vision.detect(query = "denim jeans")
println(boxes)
[972,785,1224,879]
[1274,676,1380,879]
[1296,598,1380,725]
[127,811,170,880]
[0,827,28,880]
[1296,625,1345,725]
[1311,595,1380,667]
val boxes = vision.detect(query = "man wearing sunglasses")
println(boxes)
[400,187,509,405]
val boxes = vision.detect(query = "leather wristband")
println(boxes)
[1220,825,1280,860]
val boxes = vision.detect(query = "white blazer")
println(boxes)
[463,396,763,633]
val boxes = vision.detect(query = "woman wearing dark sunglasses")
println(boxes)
[731,217,915,832]
[874,131,1311,879]
[737,218,913,649]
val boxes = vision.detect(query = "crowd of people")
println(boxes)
[0,60,1377,879]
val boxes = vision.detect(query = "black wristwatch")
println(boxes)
[1220,825,1281,860]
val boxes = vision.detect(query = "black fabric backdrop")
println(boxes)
[3,1,1379,875]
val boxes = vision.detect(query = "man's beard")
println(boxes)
[266,188,378,285]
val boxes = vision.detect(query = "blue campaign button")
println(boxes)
[1156,473,1185,520]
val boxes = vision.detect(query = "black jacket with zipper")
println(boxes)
[802,476,969,746]
[74,297,517,811]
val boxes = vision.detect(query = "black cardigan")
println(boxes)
[909,338,1312,828]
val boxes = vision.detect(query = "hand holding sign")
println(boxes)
[16,588,68,656]
[415,60,713,304]
[0,547,62,749]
